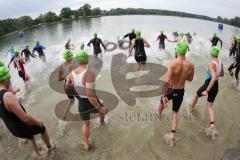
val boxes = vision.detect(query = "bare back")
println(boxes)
[166,57,194,89]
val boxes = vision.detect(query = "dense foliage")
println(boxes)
[0,4,239,37]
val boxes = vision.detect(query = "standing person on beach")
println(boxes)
[129,30,150,75]
[65,49,108,151]
[58,49,76,121]
[156,39,194,146]
[189,46,224,139]
[0,66,54,160]
[87,33,106,57]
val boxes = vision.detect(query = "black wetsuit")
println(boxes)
[134,38,147,64]
[157,34,167,49]
[124,32,136,46]
[87,38,106,56]
[65,42,70,50]
[229,38,237,57]
[211,36,223,47]
[0,90,45,139]
[228,43,240,82]
[21,48,34,62]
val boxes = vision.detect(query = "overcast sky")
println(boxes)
[0,0,238,19]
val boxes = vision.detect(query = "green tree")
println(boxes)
[34,14,44,24]
[60,7,72,19]
[72,10,80,19]
[18,16,34,29]
[92,7,102,16]
[82,3,92,16]
[43,11,58,23]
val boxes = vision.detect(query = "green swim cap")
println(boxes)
[236,36,240,43]
[13,50,19,56]
[93,32,97,38]
[176,39,188,54]
[63,49,73,60]
[179,32,184,37]
[210,46,220,57]
[36,40,40,44]
[0,66,10,81]
[25,44,29,48]
[76,50,89,64]
[132,29,135,32]
[214,32,217,36]
[0,60,5,67]
[161,30,164,34]
[135,30,141,38]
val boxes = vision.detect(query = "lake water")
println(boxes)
[0,15,240,160]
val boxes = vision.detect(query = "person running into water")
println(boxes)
[228,35,240,86]
[129,30,150,75]
[87,33,106,57]
[65,50,108,151]
[124,29,137,49]
[189,46,224,139]
[32,41,46,63]
[13,50,30,91]
[6,45,15,68]
[156,30,173,50]
[156,40,194,146]
[65,39,74,50]
[0,66,54,160]
[229,35,238,58]
[21,45,35,63]
[58,49,76,121]
[210,33,223,48]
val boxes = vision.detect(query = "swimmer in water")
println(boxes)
[65,49,108,151]
[156,40,194,146]
[189,46,224,139]
[0,66,55,160]
[228,35,240,86]
[21,45,35,63]
[129,30,150,75]
[32,41,46,63]
[124,29,137,50]
[210,32,223,48]
[58,49,77,121]
[13,50,30,91]
[87,33,106,57]
[6,46,15,68]
[156,30,174,50]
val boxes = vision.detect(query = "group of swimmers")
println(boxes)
[0,29,240,159]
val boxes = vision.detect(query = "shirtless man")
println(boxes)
[156,39,194,145]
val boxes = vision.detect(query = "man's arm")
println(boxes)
[187,64,194,81]
[87,39,92,46]
[124,33,129,38]
[143,39,150,48]
[129,39,136,56]
[100,39,106,51]
[58,65,64,81]
[4,92,43,126]
[156,35,160,41]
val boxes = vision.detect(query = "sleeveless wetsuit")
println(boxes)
[134,38,147,64]
[228,43,240,82]
[197,60,222,102]
[0,90,45,139]
[72,69,99,121]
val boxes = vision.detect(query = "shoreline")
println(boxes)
[0,14,238,39]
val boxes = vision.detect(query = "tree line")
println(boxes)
[0,4,239,37]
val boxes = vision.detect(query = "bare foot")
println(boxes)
[84,143,91,151]
[47,142,56,152]
[163,133,176,147]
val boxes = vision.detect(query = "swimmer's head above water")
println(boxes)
[135,30,141,38]
[93,32,97,38]
[0,66,10,82]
